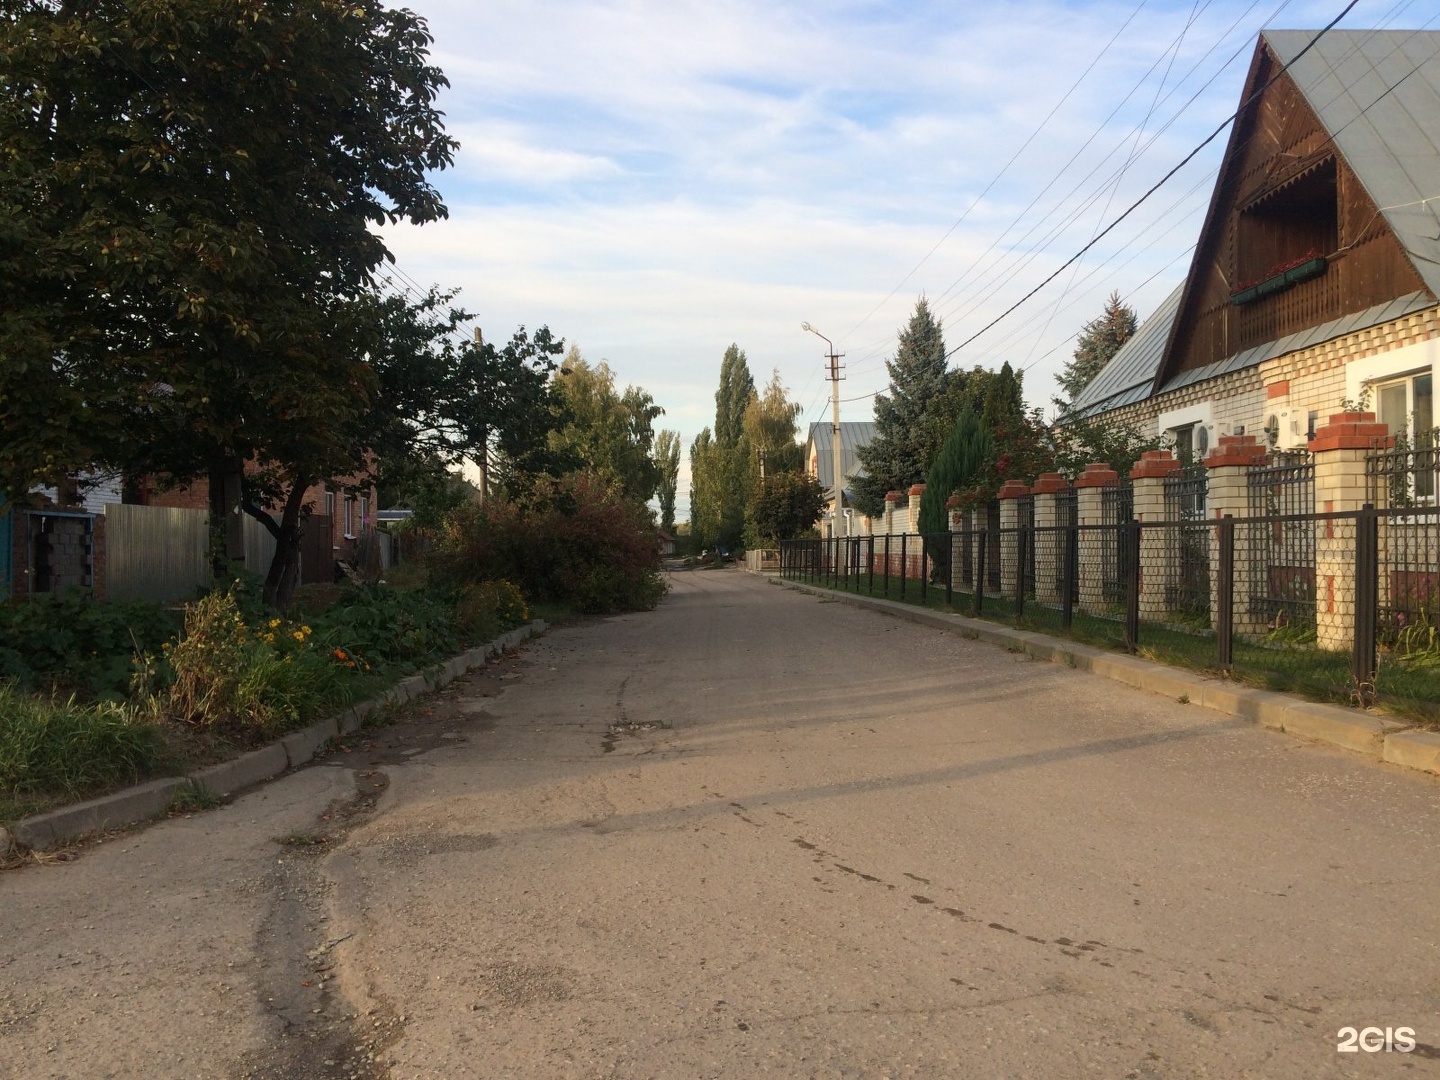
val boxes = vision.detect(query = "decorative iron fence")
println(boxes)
[1163,465,1210,622]
[1245,451,1315,628]
[1367,441,1438,508]
[780,503,1440,720]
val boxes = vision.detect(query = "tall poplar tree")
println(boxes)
[655,429,681,533]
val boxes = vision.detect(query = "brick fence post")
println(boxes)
[1074,463,1119,614]
[1030,472,1070,606]
[1203,435,1268,635]
[1130,451,1181,622]
[997,480,1029,600]
[1310,411,1391,651]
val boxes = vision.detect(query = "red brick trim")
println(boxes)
[1073,463,1119,489]
[1129,450,1180,480]
[1308,412,1392,452]
[1029,472,1070,495]
[908,483,926,496]
[997,480,1030,500]
[1266,380,1291,399]
[1204,434,1268,469]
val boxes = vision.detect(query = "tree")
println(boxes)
[689,344,755,549]
[919,410,994,535]
[655,429,681,533]
[1056,291,1137,407]
[714,344,755,449]
[0,0,458,607]
[364,288,563,500]
[742,369,804,480]
[748,472,827,545]
[851,298,951,517]
[547,349,664,505]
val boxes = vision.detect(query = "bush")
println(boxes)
[0,684,169,798]
[452,579,530,641]
[434,470,665,614]
[143,590,352,737]
[0,593,179,700]
[307,583,461,673]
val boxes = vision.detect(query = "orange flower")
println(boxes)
[333,648,348,660]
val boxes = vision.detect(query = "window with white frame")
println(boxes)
[358,495,369,530]
[344,496,355,535]
[324,490,335,519]
[1373,370,1434,446]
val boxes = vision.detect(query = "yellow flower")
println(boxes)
[292,630,305,642]
[268,618,282,629]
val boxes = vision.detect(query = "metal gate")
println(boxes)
[1246,451,1315,626]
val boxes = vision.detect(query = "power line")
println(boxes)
[945,0,1361,358]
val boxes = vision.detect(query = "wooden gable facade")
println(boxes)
[1154,37,1430,387]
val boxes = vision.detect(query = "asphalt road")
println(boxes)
[4,567,1440,1079]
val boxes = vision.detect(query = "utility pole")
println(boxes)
[801,323,845,540]
[472,327,487,505]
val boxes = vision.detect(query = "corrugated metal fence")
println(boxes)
[104,504,210,603]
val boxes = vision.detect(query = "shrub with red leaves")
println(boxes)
[432,470,666,614]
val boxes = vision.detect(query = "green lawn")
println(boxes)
[786,567,1440,727]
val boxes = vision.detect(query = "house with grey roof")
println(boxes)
[805,421,876,536]
[1062,29,1440,458]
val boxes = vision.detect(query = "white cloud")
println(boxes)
[380,0,1410,522]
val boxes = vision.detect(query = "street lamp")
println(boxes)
[802,323,846,541]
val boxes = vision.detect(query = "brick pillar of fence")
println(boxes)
[1074,464,1118,614]
[969,502,992,593]
[907,484,924,535]
[947,502,964,591]
[1204,435,1269,636]
[1030,472,1069,606]
[1130,451,1180,622]
[884,490,903,537]
[997,480,1028,599]
[1311,411,1390,651]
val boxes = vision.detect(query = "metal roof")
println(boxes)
[807,421,876,494]
[1061,284,1184,419]
[1155,289,1436,395]
[1266,29,1440,299]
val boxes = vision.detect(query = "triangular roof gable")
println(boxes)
[1152,31,1434,392]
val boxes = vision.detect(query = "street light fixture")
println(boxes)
[802,322,846,542]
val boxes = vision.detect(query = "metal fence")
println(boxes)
[104,503,210,603]
[781,503,1440,720]
[1163,465,1210,622]
[1246,452,1316,629]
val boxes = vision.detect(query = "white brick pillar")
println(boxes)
[1030,473,1069,606]
[906,484,924,535]
[881,491,899,536]
[1204,435,1269,636]
[1074,463,1119,614]
[997,480,1029,600]
[1311,411,1390,651]
[969,502,991,594]
[1129,451,1180,622]
[948,503,965,592]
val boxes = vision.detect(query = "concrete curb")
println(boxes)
[777,578,1432,777]
[9,619,549,850]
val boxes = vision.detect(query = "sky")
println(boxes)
[376,0,1433,520]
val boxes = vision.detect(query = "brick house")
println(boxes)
[1063,29,1440,459]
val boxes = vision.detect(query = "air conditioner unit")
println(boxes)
[1269,408,1310,450]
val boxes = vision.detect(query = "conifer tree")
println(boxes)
[852,298,950,517]
[1056,291,1137,406]
[919,410,993,535]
